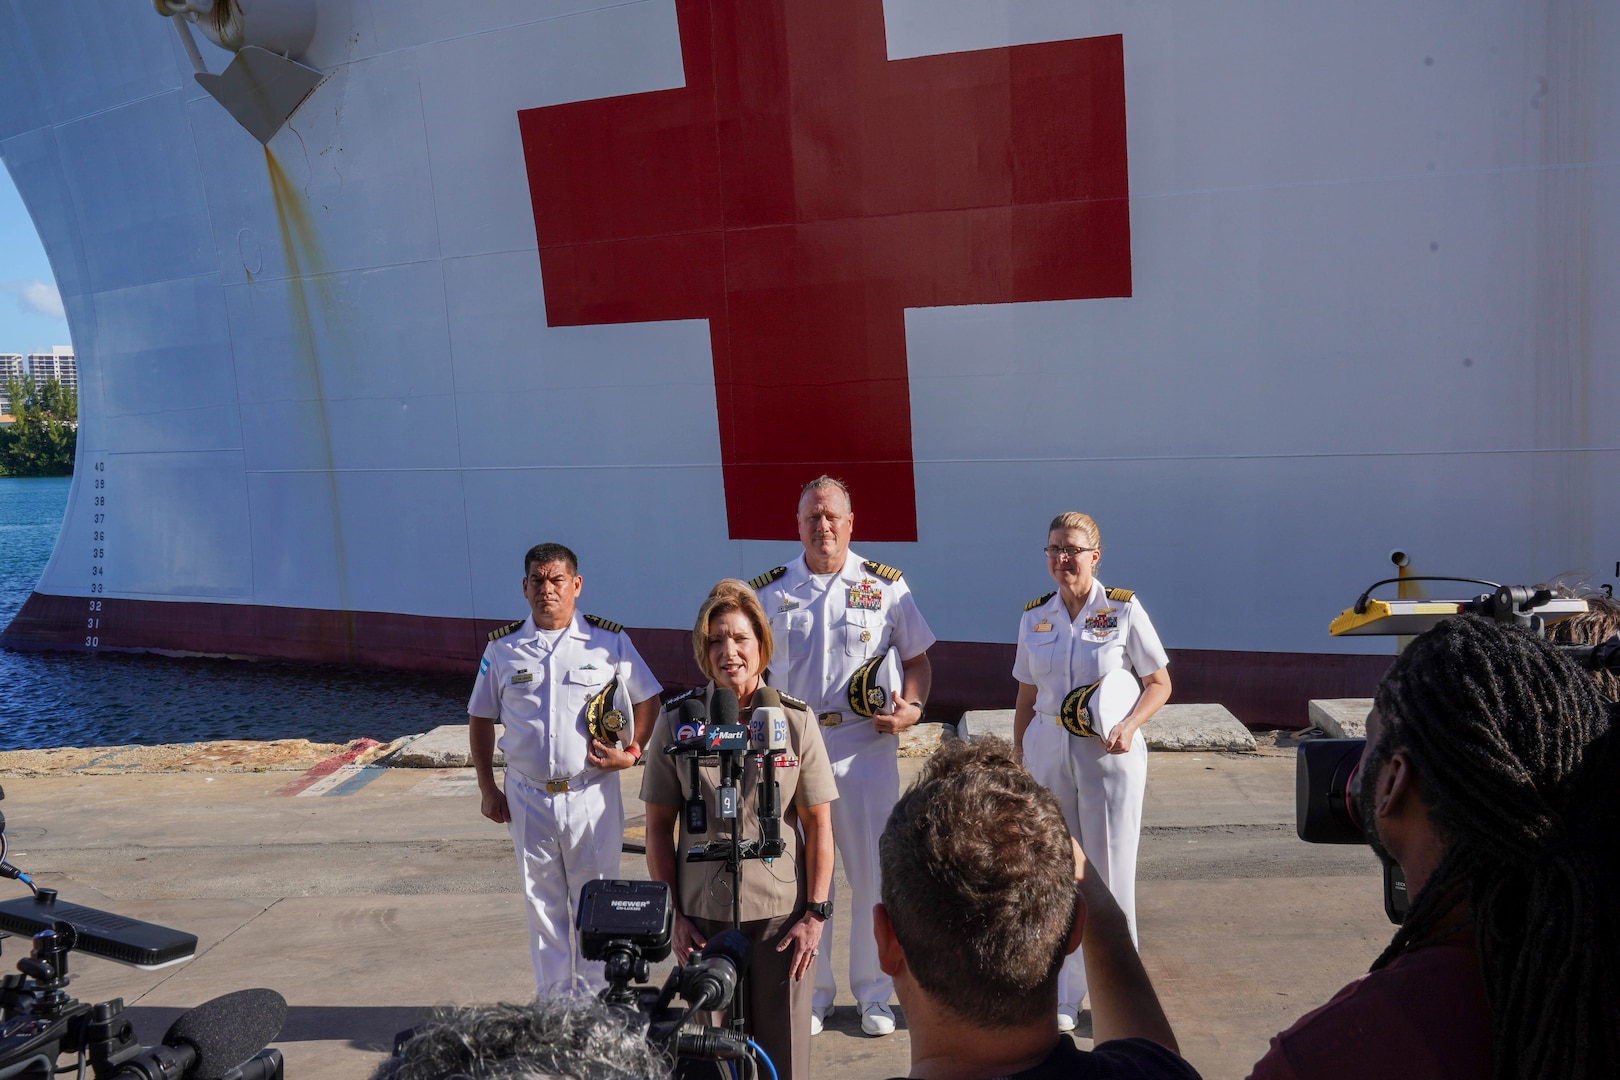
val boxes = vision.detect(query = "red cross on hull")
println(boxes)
[521,0,1131,540]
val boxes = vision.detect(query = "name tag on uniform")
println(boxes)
[1084,609,1118,635]
[847,582,882,610]
[1033,620,1052,633]
[777,599,799,612]
[510,670,534,685]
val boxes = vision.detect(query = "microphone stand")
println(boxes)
[681,742,784,1040]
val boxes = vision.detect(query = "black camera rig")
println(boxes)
[1298,577,1617,922]
[577,879,763,1079]
[0,785,286,1080]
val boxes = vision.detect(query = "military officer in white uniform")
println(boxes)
[750,476,936,1037]
[468,542,662,995]
[1011,512,1172,1033]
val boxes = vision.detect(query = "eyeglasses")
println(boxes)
[1043,546,1095,560]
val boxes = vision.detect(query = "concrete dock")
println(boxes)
[0,736,1389,1080]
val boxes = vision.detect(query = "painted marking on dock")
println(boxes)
[270,739,383,797]
[405,769,491,797]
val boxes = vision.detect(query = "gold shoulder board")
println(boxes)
[1105,588,1135,603]
[488,620,523,642]
[748,566,787,591]
[584,613,624,634]
[1025,591,1056,612]
[863,560,902,582]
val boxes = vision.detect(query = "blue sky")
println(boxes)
[0,166,70,358]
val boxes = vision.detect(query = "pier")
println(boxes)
[1,724,1388,1080]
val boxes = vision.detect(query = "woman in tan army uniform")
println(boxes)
[641,579,838,1080]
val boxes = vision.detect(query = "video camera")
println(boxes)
[0,785,287,1080]
[1295,575,1617,922]
[577,879,758,1077]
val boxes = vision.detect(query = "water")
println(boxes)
[0,477,467,750]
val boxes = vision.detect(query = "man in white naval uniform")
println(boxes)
[468,542,662,995]
[750,477,935,1037]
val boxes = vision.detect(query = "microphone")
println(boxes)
[710,689,744,810]
[755,716,788,861]
[664,698,711,754]
[675,698,708,835]
[110,988,287,1080]
[749,689,789,858]
[680,927,751,1012]
[748,687,788,749]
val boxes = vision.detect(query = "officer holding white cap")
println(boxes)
[1012,512,1171,1034]
[468,542,662,995]
[749,476,936,1037]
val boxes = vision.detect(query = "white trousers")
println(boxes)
[504,770,623,995]
[813,723,900,1009]
[1024,717,1146,1007]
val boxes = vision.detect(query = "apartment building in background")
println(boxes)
[27,346,77,396]
[0,353,23,417]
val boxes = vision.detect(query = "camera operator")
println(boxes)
[1547,588,1620,700]
[875,737,1200,1080]
[1251,614,1620,1080]
[371,998,669,1080]
[640,579,837,1080]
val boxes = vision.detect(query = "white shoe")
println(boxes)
[859,1001,896,1037]
[810,1005,829,1036]
[1057,1003,1079,1033]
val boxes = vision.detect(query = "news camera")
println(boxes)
[576,879,760,1078]
[1295,575,1619,922]
[0,785,287,1080]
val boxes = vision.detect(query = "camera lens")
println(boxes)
[1295,739,1369,844]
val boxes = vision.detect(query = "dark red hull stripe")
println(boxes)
[2,592,1390,730]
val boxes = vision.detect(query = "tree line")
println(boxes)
[0,375,77,476]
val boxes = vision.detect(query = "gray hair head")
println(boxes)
[372,998,670,1080]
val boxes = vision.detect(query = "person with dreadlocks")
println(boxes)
[1248,614,1620,1080]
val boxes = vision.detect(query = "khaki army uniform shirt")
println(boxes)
[640,685,839,923]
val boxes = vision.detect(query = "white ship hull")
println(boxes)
[2,0,1615,726]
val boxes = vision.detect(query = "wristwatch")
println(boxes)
[804,899,833,920]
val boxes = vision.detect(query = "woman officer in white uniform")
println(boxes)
[1012,511,1172,1033]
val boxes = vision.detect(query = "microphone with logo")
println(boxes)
[708,689,746,821]
[664,698,710,835]
[748,688,789,861]
[108,988,287,1080]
